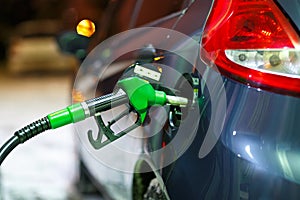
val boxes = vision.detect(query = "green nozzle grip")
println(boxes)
[117,77,167,123]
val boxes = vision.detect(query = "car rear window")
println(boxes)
[113,0,187,32]
[133,0,186,27]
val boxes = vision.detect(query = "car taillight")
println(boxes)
[201,0,300,96]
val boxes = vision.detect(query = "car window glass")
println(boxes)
[133,0,186,27]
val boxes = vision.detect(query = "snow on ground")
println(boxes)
[0,69,79,200]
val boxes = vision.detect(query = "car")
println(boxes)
[7,19,79,74]
[67,0,300,199]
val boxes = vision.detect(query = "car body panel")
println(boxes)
[138,0,300,199]
[276,0,300,31]
[157,0,300,199]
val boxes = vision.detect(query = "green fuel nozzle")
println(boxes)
[48,77,188,129]
[0,76,188,165]
[117,77,188,123]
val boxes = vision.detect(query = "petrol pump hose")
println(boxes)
[0,77,188,165]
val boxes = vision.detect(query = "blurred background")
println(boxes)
[0,0,105,63]
[0,0,186,199]
[0,0,106,199]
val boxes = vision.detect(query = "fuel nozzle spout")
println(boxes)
[165,95,188,107]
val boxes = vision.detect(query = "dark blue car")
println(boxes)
[72,0,300,199]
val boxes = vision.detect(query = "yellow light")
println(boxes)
[76,19,96,37]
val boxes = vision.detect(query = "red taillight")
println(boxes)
[201,0,300,96]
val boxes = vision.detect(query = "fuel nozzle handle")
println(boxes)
[117,77,188,123]
[47,77,188,129]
